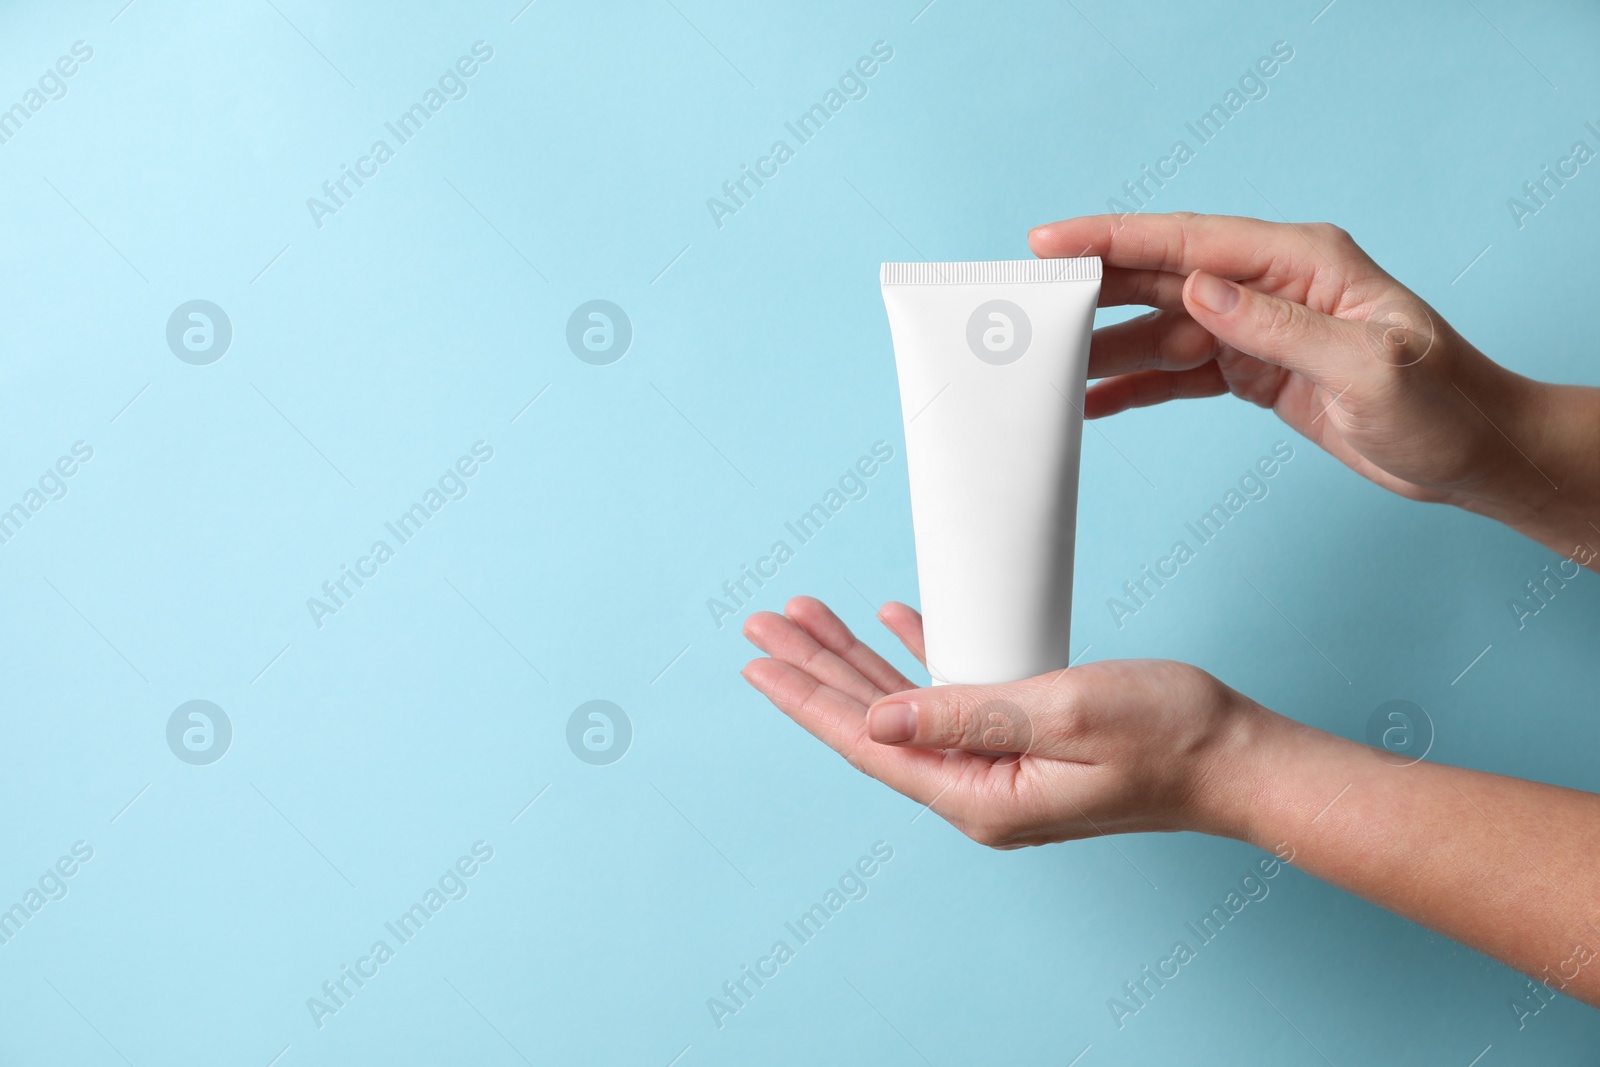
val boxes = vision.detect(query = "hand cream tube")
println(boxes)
[881,257,1101,685]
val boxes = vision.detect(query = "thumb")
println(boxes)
[1183,270,1369,386]
[866,687,1040,755]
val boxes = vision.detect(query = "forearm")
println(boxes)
[1213,710,1600,1004]
[1462,376,1600,570]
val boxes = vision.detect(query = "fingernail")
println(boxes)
[1190,272,1239,314]
[867,702,917,744]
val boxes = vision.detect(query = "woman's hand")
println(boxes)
[741,596,1273,846]
[1030,212,1600,563]
[742,595,1600,1006]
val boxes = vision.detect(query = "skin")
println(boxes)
[740,213,1600,1008]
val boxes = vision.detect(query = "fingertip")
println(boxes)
[878,601,924,636]
[1028,218,1087,257]
[1081,382,1118,420]
[784,594,822,619]
[865,700,918,745]
[741,610,784,640]
[1184,269,1240,316]
[740,657,776,685]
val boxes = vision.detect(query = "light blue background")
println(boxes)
[2,0,1598,1063]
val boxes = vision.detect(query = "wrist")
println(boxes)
[1455,378,1600,564]
[1186,697,1318,843]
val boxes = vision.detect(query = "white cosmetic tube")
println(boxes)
[880,257,1101,685]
